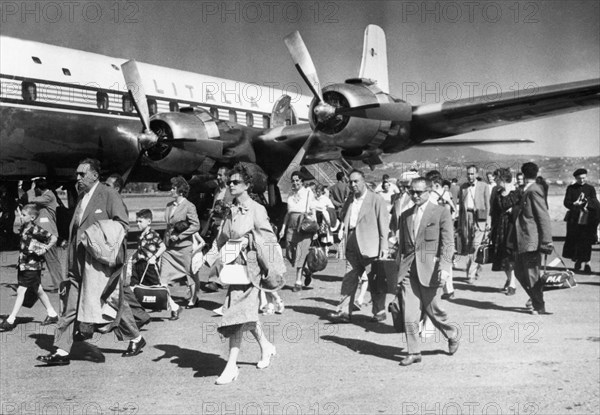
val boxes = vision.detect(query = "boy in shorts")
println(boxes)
[131,209,166,287]
[0,204,59,331]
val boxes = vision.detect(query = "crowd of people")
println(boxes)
[0,157,597,379]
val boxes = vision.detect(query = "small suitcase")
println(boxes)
[541,252,577,291]
[132,263,169,311]
[369,259,400,295]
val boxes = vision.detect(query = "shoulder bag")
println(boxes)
[541,249,577,290]
[297,194,318,234]
[132,263,169,311]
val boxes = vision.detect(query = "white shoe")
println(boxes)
[275,300,284,314]
[261,303,275,315]
[215,366,239,385]
[257,345,276,369]
[213,306,224,316]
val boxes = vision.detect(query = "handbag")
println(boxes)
[219,263,251,285]
[305,241,328,273]
[541,250,577,291]
[577,210,589,225]
[132,263,169,310]
[370,259,400,295]
[297,195,318,234]
[475,229,493,264]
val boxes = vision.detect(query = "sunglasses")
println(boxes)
[409,189,428,196]
[227,180,243,186]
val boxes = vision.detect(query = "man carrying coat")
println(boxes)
[328,170,389,323]
[396,177,459,366]
[37,158,145,366]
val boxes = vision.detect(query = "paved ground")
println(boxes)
[0,222,599,415]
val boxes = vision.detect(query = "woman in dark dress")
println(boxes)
[490,168,521,295]
[563,168,599,273]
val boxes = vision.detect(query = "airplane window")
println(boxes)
[96,92,109,110]
[31,57,41,64]
[246,112,254,127]
[147,99,157,116]
[122,95,133,113]
[21,81,36,101]
[169,101,179,112]
[229,110,237,123]
[263,115,270,129]
[62,68,71,76]
[210,107,219,119]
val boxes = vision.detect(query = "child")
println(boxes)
[131,209,166,287]
[0,204,58,332]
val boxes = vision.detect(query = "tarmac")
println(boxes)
[0,221,599,415]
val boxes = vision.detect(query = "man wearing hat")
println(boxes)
[563,168,598,273]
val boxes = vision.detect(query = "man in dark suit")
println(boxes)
[458,165,490,283]
[512,162,553,315]
[328,170,389,323]
[328,171,350,218]
[37,159,145,366]
[396,177,459,366]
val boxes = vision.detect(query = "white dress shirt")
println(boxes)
[78,181,100,225]
[348,191,367,229]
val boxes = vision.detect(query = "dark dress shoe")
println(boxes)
[583,264,592,274]
[448,339,460,355]
[525,299,533,310]
[202,282,221,293]
[400,354,422,366]
[170,307,182,321]
[36,353,70,366]
[122,337,146,357]
[327,311,351,324]
[370,313,387,322]
[505,287,516,296]
[441,292,455,300]
[303,270,313,287]
[0,319,16,332]
[41,315,59,326]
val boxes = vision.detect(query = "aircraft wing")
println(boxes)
[411,78,600,140]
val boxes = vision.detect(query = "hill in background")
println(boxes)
[366,146,598,187]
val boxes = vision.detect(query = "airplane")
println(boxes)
[1,25,599,206]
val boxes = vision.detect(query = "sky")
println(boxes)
[1,0,599,157]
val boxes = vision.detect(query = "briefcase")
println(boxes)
[132,262,169,310]
[474,230,493,265]
[541,252,577,291]
[369,259,400,295]
[132,285,169,311]
[388,296,405,333]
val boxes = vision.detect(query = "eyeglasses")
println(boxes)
[409,189,428,196]
[227,180,243,186]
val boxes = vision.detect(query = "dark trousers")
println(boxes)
[43,245,64,289]
[514,251,545,311]
[401,261,457,354]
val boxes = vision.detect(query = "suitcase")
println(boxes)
[132,262,169,310]
[369,259,400,295]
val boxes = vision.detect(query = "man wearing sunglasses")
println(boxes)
[395,177,458,365]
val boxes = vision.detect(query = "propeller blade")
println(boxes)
[284,31,323,103]
[335,102,412,122]
[121,59,150,131]
[277,126,320,190]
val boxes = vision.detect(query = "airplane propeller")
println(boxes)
[278,31,412,188]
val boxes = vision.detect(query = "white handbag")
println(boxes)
[219,264,250,285]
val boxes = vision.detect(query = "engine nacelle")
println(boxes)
[144,109,223,174]
[309,80,412,159]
